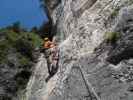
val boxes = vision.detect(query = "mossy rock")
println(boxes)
[105,32,120,43]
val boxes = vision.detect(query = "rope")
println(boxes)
[78,65,101,100]
[74,41,100,100]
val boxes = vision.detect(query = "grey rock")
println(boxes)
[107,5,133,65]
[26,0,133,100]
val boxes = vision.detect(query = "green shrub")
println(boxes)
[0,29,43,64]
[0,26,42,100]
[111,8,119,17]
[111,11,117,17]
[6,31,20,43]
[0,40,10,63]
[26,32,43,48]
[105,32,120,43]
[18,55,30,66]
[15,38,33,59]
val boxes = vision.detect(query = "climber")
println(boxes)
[43,37,59,82]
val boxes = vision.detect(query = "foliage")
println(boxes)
[7,31,20,43]
[5,21,21,33]
[105,32,120,43]
[0,27,43,99]
[0,21,44,100]
[12,21,21,33]
[26,32,43,48]
[110,8,120,18]
[18,54,30,67]
[5,21,28,33]
[0,28,42,65]
[112,9,119,16]
[0,39,9,63]
[31,26,38,33]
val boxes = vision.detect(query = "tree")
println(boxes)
[12,21,21,33]
[31,26,38,33]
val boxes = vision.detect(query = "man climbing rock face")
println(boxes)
[43,37,59,82]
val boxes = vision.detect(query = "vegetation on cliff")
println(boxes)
[0,22,43,99]
[105,32,120,43]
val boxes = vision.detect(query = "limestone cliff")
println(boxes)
[26,0,133,100]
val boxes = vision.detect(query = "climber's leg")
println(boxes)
[45,59,53,83]
[49,60,58,76]
[49,63,54,76]
[45,48,59,82]
[44,49,53,82]
[49,48,59,76]
[47,64,51,75]
[45,64,55,83]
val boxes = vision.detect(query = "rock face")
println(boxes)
[26,0,133,100]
